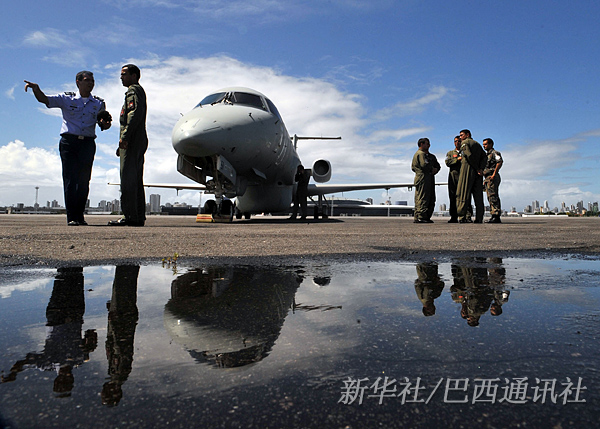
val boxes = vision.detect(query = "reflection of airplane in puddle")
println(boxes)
[164,266,302,368]
[146,87,435,220]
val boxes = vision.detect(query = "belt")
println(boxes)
[62,133,94,140]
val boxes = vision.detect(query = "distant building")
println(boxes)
[150,194,161,213]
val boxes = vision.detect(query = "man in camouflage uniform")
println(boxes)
[411,138,440,223]
[482,138,503,223]
[456,129,487,223]
[109,64,148,227]
[445,136,464,223]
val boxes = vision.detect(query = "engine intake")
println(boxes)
[312,159,331,183]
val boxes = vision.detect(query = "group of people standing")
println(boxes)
[411,129,503,224]
[25,65,148,227]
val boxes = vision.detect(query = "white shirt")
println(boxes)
[47,92,105,138]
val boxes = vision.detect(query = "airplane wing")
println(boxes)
[307,183,447,196]
[108,182,206,191]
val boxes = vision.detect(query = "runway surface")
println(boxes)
[1,214,599,267]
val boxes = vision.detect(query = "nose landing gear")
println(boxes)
[202,199,234,222]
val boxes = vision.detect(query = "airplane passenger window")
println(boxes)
[195,92,226,108]
[232,92,267,111]
[266,98,282,120]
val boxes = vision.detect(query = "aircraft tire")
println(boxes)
[221,200,234,219]
[204,200,217,215]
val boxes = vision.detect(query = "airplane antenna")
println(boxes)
[293,134,341,149]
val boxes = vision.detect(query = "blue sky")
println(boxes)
[1,0,599,211]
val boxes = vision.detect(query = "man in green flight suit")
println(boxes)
[109,64,148,227]
[411,137,440,223]
[456,129,487,223]
[445,136,464,223]
[482,138,503,223]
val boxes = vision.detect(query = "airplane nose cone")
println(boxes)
[172,111,223,157]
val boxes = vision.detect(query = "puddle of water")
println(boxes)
[0,258,599,427]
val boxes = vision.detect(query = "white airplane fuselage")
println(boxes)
[172,87,302,214]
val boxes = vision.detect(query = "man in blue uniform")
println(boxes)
[25,71,112,226]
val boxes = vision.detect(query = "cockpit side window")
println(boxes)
[265,98,282,120]
[195,92,226,108]
[231,92,267,111]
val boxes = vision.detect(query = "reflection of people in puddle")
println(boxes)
[414,263,445,316]
[462,265,492,326]
[488,257,509,316]
[102,265,139,406]
[452,258,509,326]
[1,267,97,397]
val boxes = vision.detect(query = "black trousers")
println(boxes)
[119,142,147,224]
[59,135,96,223]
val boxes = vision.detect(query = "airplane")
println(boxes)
[147,86,442,220]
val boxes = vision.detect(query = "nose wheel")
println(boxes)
[203,199,234,222]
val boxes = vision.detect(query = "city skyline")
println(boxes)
[5,187,598,216]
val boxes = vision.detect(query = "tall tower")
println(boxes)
[35,186,39,212]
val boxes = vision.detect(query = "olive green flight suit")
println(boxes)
[411,149,440,221]
[119,83,148,225]
[456,138,487,222]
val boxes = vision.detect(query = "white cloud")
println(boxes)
[0,276,53,299]
[0,140,61,183]
[23,29,69,48]
[0,141,63,206]
[5,85,16,100]
[374,85,456,121]
[5,55,598,210]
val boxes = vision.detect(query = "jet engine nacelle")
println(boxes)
[312,159,331,183]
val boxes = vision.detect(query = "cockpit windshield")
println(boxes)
[195,92,226,108]
[230,92,267,111]
[194,91,274,114]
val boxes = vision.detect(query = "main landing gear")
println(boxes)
[311,195,329,220]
